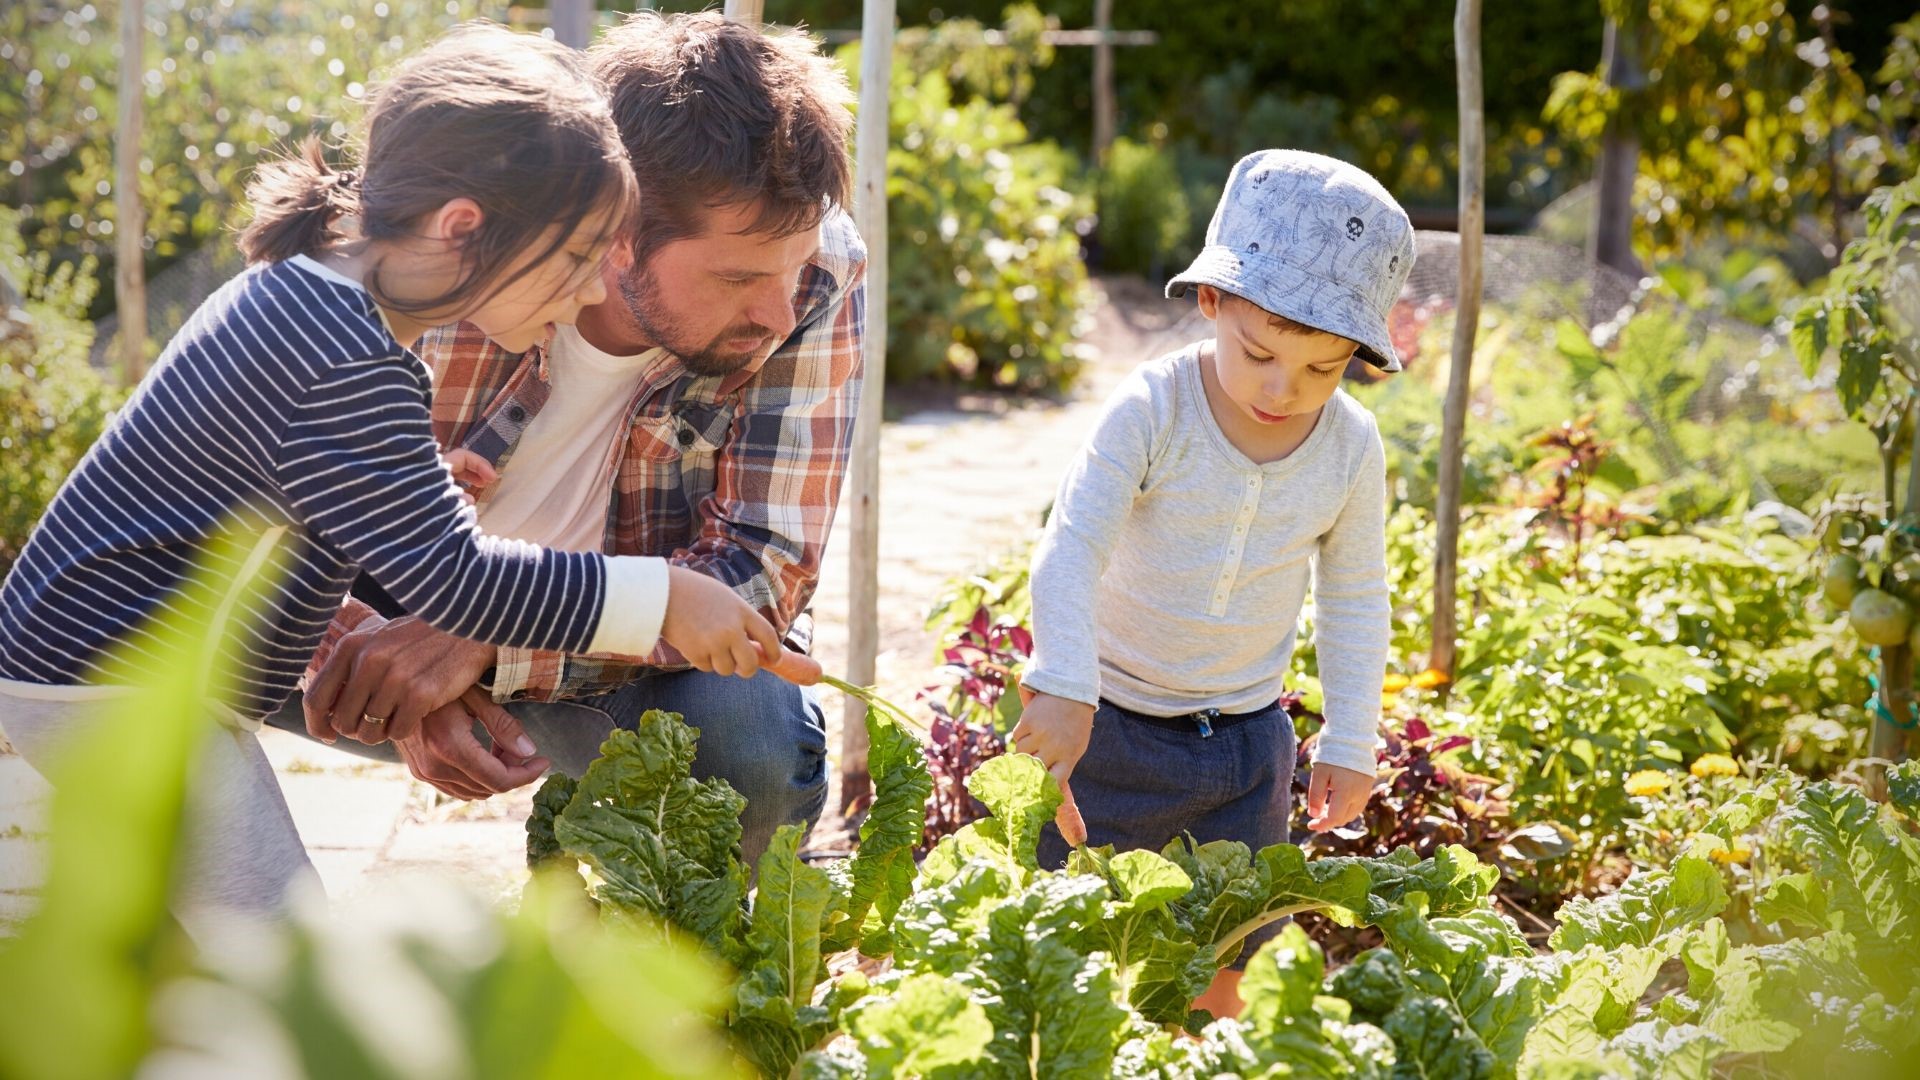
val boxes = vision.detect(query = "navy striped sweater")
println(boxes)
[0,257,609,720]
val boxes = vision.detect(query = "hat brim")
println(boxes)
[1168,247,1402,374]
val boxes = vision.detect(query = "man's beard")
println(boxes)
[619,262,775,377]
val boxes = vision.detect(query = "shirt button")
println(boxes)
[506,405,527,423]
[677,428,696,446]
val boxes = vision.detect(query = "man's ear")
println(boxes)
[424,197,484,246]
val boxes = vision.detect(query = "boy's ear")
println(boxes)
[1196,283,1223,320]
[425,197,484,246]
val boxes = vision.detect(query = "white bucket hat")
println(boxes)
[1168,149,1415,372]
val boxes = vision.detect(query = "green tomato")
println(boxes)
[1850,588,1913,646]
[1824,553,1863,607]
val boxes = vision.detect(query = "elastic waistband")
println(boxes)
[1103,699,1280,737]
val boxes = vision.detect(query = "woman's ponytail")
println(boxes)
[236,135,359,264]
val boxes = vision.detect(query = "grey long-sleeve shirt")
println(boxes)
[1024,344,1389,775]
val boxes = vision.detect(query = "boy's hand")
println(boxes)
[442,448,497,504]
[660,566,783,678]
[1010,690,1094,847]
[1305,762,1376,833]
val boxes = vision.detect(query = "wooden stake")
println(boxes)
[550,0,593,49]
[723,0,765,29]
[1092,0,1115,162]
[1431,0,1483,680]
[842,0,894,810]
[115,0,148,386]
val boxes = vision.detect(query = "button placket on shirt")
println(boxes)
[1210,474,1263,615]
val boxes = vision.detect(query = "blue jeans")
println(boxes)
[266,667,828,866]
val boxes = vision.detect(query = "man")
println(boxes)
[269,11,864,863]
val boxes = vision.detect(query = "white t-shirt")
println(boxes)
[477,327,663,553]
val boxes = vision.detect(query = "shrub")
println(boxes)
[1090,136,1188,276]
[846,41,1093,391]
[0,208,122,576]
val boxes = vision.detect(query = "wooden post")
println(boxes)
[1091,0,1115,163]
[723,0,765,28]
[1431,0,1483,681]
[842,0,894,810]
[550,0,593,49]
[115,0,148,385]
[1591,17,1643,277]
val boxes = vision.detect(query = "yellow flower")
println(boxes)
[1381,692,1402,711]
[1411,668,1451,690]
[1624,770,1672,797]
[1383,673,1413,693]
[1709,844,1753,865]
[1690,754,1739,779]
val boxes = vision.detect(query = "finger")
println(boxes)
[728,638,759,679]
[385,691,435,748]
[437,719,546,794]
[349,690,403,747]
[397,744,491,801]
[1307,769,1330,819]
[465,689,539,763]
[303,647,358,744]
[1017,683,1035,707]
[1054,774,1088,849]
[462,454,498,486]
[742,610,782,663]
[710,645,736,678]
[328,654,382,745]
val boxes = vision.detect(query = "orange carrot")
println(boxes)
[753,642,824,686]
[1056,777,1089,849]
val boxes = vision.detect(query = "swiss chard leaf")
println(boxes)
[730,824,837,1079]
[822,706,933,957]
[839,973,992,1080]
[1547,855,1728,952]
[545,715,750,958]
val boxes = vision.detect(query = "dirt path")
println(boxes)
[0,276,1199,921]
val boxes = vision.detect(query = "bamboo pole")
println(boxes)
[723,0,765,29]
[550,0,593,49]
[115,0,148,385]
[841,0,894,810]
[1430,0,1483,680]
[1091,0,1115,163]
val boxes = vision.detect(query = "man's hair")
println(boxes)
[590,11,855,258]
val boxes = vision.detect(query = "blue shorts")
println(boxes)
[1036,697,1298,967]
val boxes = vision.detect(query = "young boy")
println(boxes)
[1014,149,1412,1009]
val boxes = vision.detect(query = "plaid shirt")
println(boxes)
[316,209,866,702]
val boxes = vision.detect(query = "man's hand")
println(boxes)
[1010,688,1094,847]
[660,566,783,678]
[393,687,550,800]
[1305,762,1376,833]
[304,615,498,747]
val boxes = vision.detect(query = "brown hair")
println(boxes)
[589,11,854,259]
[238,21,639,317]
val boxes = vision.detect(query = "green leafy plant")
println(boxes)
[845,40,1092,391]
[1091,136,1190,277]
[0,207,122,575]
[0,529,733,1080]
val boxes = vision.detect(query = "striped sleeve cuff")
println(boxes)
[585,556,670,657]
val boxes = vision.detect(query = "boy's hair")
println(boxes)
[237,21,639,317]
[1216,288,1348,340]
[589,11,855,260]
